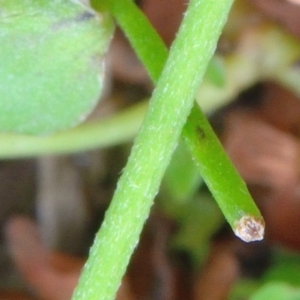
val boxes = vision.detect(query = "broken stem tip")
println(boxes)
[234,215,265,242]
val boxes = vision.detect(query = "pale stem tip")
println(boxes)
[234,215,265,242]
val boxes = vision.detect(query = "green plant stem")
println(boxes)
[93,0,168,79]
[0,101,146,158]
[182,106,264,240]
[104,0,264,233]
[72,0,234,299]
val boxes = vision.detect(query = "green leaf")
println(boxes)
[262,250,300,286]
[172,193,224,264]
[250,282,300,300]
[0,0,113,134]
[204,55,226,87]
[229,279,260,300]
[163,141,202,202]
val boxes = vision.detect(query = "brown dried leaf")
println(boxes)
[249,0,300,38]
[223,110,300,190]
